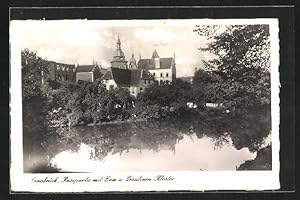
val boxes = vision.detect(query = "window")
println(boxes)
[160,73,163,77]
[132,91,135,94]
[166,73,169,77]
[140,87,143,91]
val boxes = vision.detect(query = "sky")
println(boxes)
[11,20,213,77]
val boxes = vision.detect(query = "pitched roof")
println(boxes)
[137,59,154,69]
[110,67,131,87]
[137,57,174,70]
[152,49,159,58]
[101,70,113,80]
[160,57,174,69]
[102,68,154,87]
[130,70,141,86]
[76,65,95,72]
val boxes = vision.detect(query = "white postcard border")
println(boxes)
[10,18,280,192]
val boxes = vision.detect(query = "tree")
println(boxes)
[21,49,51,169]
[22,48,49,100]
[194,25,271,111]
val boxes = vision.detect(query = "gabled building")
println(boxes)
[101,68,154,97]
[75,64,103,83]
[138,50,176,85]
[101,37,176,96]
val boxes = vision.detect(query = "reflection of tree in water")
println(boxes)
[44,121,189,161]
[191,107,271,152]
[43,107,270,163]
[189,118,231,150]
[228,108,271,153]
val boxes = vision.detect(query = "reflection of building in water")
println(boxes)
[101,36,176,97]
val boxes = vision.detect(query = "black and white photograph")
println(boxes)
[10,18,280,192]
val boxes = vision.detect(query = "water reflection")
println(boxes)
[24,110,271,172]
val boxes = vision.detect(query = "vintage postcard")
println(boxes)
[10,18,280,192]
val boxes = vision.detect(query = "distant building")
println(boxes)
[101,68,154,97]
[138,50,176,85]
[101,37,176,96]
[110,36,128,69]
[47,36,177,97]
[75,64,103,83]
[177,76,194,84]
[48,61,76,82]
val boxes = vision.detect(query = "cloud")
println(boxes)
[133,28,174,44]
[58,30,102,46]
[13,20,211,76]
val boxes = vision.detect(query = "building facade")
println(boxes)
[48,61,76,82]
[101,37,176,96]
[75,64,103,83]
[138,49,176,85]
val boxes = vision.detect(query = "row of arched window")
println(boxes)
[56,65,75,72]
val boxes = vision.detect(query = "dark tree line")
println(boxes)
[193,24,271,113]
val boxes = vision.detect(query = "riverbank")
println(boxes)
[87,118,148,126]
[237,145,272,170]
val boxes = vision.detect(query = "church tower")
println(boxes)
[152,49,160,69]
[128,53,137,69]
[111,36,128,69]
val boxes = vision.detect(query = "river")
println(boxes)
[23,111,271,172]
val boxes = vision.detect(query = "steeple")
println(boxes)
[111,36,128,69]
[152,49,160,69]
[117,35,121,49]
[152,49,159,58]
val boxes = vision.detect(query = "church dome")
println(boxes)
[114,49,125,57]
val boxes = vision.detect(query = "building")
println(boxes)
[101,68,154,97]
[138,49,176,85]
[48,61,76,82]
[101,37,176,96]
[75,63,103,83]
[110,36,128,69]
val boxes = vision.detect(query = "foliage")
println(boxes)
[45,79,135,127]
[22,48,50,100]
[135,79,200,119]
[194,25,271,111]
[21,49,51,171]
